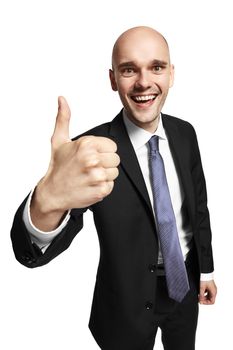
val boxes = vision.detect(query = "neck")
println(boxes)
[124,110,160,133]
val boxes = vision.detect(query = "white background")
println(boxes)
[1,0,232,348]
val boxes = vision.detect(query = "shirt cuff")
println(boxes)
[23,189,71,250]
[200,272,214,281]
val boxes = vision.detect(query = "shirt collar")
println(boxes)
[122,109,167,151]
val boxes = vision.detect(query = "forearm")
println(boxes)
[191,129,214,272]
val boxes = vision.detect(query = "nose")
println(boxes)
[134,70,152,90]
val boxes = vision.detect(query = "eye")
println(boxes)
[152,65,163,73]
[121,68,136,77]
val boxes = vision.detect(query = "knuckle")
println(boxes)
[50,134,56,146]
[107,181,114,195]
[99,181,112,197]
[78,135,96,149]
[114,167,119,178]
[114,168,119,178]
[107,167,119,181]
[109,153,119,166]
[89,168,107,183]
[82,155,100,168]
[109,139,117,152]
[115,153,121,165]
[94,181,113,201]
[50,134,61,150]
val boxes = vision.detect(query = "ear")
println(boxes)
[109,69,118,91]
[169,64,175,88]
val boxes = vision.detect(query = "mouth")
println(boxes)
[130,94,158,105]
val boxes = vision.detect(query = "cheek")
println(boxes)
[117,78,134,95]
[157,79,171,93]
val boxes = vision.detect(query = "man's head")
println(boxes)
[109,26,174,132]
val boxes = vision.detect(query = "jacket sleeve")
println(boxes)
[10,195,87,268]
[190,128,214,273]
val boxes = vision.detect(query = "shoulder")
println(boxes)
[162,113,195,130]
[162,113,197,138]
[72,110,123,141]
[72,121,112,141]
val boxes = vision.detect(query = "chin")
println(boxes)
[127,114,158,131]
[132,110,160,123]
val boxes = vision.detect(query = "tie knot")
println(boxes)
[149,135,159,152]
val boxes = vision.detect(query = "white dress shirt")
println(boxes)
[23,110,213,280]
[123,111,193,265]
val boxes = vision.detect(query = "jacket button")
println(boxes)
[22,252,36,264]
[148,264,156,273]
[145,302,153,310]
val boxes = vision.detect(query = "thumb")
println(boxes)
[199,285,206,304]
[51,96,71,149]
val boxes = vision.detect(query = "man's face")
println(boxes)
[109,29,174,132]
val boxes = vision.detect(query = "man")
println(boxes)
[11,26,217,350]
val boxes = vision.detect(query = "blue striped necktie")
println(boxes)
[148,135,190,302]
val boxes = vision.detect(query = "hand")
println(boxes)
[31,96,120,230]
[199,280,217,305]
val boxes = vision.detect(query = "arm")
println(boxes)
[190,127,217,304]
[11,96,120,267]
[11,195,86,268]
[23,189,71,252]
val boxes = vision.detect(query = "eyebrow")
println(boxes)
[117,59,168,70]
[151,59,168,66]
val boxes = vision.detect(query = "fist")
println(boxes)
[36,96,120,213]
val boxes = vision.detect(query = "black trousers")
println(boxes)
[145,251,199,350]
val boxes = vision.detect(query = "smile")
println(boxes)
[131,94,158,103]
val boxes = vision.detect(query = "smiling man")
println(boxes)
[11,26,216,350]
[110,27,174,133]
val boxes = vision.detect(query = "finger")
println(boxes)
[105,167,119,181]
[198,288,206,304]
[99,152,120,168]
[93,137,118,153]
[51,96,71,149]
[209,291,217,304]
[199,290,214,305]
[91,181,115,201]
[87,167,119,185]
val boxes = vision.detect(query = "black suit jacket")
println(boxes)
[11,111,214,350]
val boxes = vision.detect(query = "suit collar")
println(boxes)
[108,110,195,223]
[109,110,153,215]
[122,109,167,152]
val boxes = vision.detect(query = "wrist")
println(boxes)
[200,272,214,282]
[30,181,67,231]
[34,177,67,214]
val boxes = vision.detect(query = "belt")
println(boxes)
[156,247,196,277]
[157,264,166,276]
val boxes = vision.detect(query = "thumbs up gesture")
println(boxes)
[31,97,120,231]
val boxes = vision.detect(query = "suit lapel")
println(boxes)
[162,114,195,224]
[108,111,195,225]
[109,111,154,216]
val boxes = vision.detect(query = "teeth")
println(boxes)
[133,95,156,101]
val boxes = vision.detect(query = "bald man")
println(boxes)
[11,26,216,350]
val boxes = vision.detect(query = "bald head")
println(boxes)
[112,26,170,69]
[109,26,174,132]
